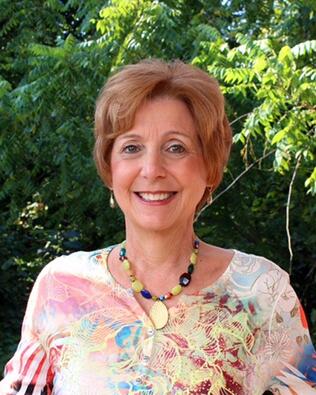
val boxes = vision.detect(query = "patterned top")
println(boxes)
[1,247,316,395]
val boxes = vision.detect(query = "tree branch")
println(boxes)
[195,149,276,223]
[286,153,302,275]
[229,112,252,126]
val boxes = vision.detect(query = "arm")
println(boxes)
[267,278,316,394]
[0,267,54,395]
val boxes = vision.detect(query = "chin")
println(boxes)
[134,219,175,233]
[127,212,194,233]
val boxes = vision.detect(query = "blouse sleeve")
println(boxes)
[0,265,54,395]
[266,275,316,394]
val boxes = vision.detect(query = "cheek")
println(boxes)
[182,157,208,184]
[110,161,135,192]
[110,161,123,188]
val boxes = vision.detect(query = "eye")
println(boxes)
[166,144,186,154]
[121,144,141,154]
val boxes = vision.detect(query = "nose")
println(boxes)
[140,150,166,180]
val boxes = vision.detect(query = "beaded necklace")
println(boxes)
[119,239,200,329]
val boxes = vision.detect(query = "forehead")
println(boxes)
[125,97,197,137]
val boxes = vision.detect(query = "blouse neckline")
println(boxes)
[100,245,238,303]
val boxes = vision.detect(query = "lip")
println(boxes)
[134,191,177,205]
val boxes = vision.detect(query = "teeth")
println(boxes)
[138,192,173,201]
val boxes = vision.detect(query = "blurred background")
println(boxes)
[0,0,315,373]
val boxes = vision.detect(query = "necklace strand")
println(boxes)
[119,239,200,329]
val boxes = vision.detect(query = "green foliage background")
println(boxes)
[0,0,315,373]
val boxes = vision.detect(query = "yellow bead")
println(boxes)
[171,284,182,296]
[132,280,144,293]
[190,252,197,265]
[123,259,130,271]
[152,296,158,301]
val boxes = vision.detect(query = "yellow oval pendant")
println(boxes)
[149,301,169,329]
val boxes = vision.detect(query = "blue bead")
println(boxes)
[141,289,152,299]
[119,248,126,257]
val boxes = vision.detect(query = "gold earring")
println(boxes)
[109,191,116,208]
[206,188,213,205]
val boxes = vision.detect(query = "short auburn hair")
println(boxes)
[94,59,232,201]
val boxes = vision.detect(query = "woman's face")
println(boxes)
[110,97,208,232]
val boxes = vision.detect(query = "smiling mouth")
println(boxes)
[135,192,177,202]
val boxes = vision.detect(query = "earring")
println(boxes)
[206,188,213,205]
[109,191,116,209]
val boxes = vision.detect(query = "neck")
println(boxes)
[124,222,196,273]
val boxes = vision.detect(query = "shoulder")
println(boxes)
[24,246,116,333]
[35,246,115,287]
[232,249,288,277]
[228,249,290,298]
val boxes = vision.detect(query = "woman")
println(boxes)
[1,59,315,395]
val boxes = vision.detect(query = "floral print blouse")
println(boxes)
[1,247,316,395]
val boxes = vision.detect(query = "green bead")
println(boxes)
[171,284,182,296]
[190,252,197,265]
[123,259,130,271]
[188,263,194,274]
[132,280,144,293]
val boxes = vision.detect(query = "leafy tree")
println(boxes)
[0,0,315,372]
